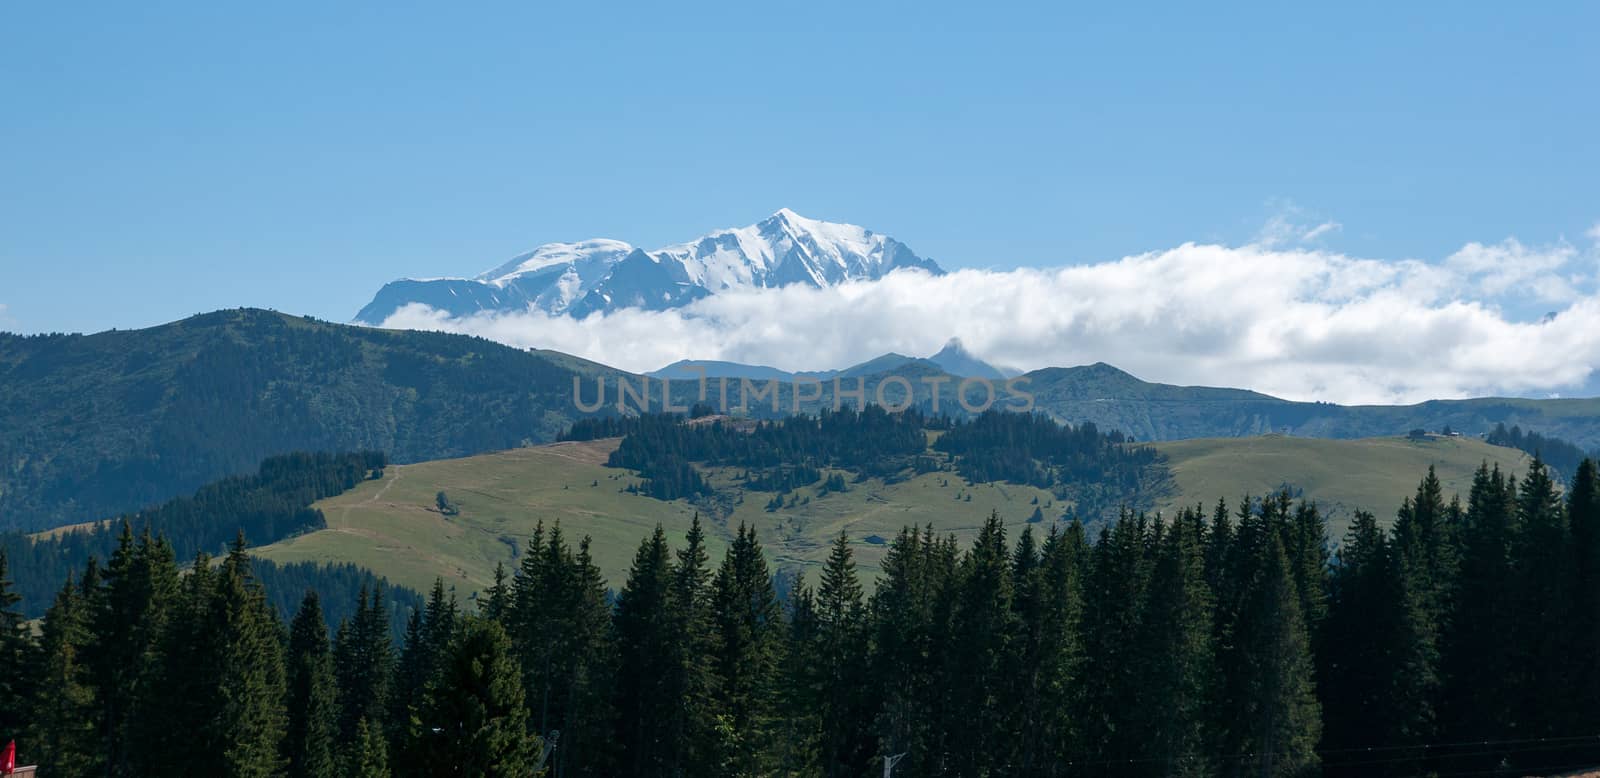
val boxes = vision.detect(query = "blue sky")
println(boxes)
[2,1,1597,337]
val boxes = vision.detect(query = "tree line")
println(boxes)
[0,450,387,618]
[4,457,1600,776]
[1485,422,1594,482]
[570,407,1163,513]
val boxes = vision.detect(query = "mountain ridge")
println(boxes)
[355,209,944,323]
[8,307,1600,532]
[648,338,1011,382]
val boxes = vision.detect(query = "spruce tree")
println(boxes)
[710,523,784,775]
[810,531,874,777]
[1027,520,1087,769]
[1135,511,1215,776]
[668,514,719,774]
[507,524,614,776]
[335,586,395,755]
[87,524,179,777]
[391,605,429,766]
[393,577,459,763]
[142,552,218,774]
[210,540,290,778]
[871,525,957,776]
[777,574,821,775]
[346,716,392,778]
[1321,510,1413,775]
[0,548,35,761]
[612,526,678,775]
[412,617,536,777]
[1228,531,1321,777]
[560,536,617,777]
[1439,463,1518,767]
[945,512,1017,776]
[24,572,96,777]
[1507,458,1572,747]
[481,561,511,624]
[1569,458,1600,753]
[285,590,340,778]
[1078,513,1151,769]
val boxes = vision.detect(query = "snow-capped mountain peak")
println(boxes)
[476,239,634,284]
[354,210,943,323]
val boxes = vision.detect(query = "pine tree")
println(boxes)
[1507,458,1572,747]
[346,716,392,778]
[944,512,1017,776]
[211,537,290,778]
[285,590,340,778]
[413,617,536,777]
[562,536,617,777]
[86,524,179,777]
[777,573,821,776]
[0,548,35,762]
[1135,511,1215,777]
[142,552,218,774]
[1371,471,1456,772]
[1439,463,1518,768]
[1079,513,1151,770]
[668,514,719,774]
[507,523,614,777]
[1569,458,1600,754]
[809,531,874,777]
[1024,520,1087,770]
[335,586,395,755]
[391,605,429,767]
[394,577,459,764]
[1321,510,1412,775]
[481,561,511,624]
[871,525,957,776]
[710,523,784,775]
[1285,497,1330,637]
[612,525,678,775]
[1227,531,1321,777]
[24,572,97,777]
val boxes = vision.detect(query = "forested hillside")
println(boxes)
[1486,422,1596,482]
[8,307,1600,532]
[2,450,386,616]
[7,458,1599,775]
[1023,362,1600,448]
[0,309,624,530]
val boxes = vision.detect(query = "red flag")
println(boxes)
[1,739,14,776]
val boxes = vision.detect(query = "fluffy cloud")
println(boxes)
[379,234,1600,405]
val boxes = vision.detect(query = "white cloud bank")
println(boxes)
[379,233,1600,405]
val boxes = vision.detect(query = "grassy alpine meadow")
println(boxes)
[253,432,1533,597]
[1151,433,1532,536]
[250,437,1061,594]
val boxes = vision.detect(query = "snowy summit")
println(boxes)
[354,210,943,323]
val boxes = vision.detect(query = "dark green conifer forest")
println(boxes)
[4,456,1600,776]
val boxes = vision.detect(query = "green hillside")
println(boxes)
[254,433,1532,597]
[252,437,1061,594]
[7,307,1594,532]
[0,309,629,530]
[1022,363,1600,449]
[1152,434,1532,534]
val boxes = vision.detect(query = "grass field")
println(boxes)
[251,438,1059,596]
[253,434,1532,598]
[1151,434,1530,536]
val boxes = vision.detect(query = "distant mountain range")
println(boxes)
[354,209,944,323]
[7,308,1600,532]
[649,337,1013,382]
